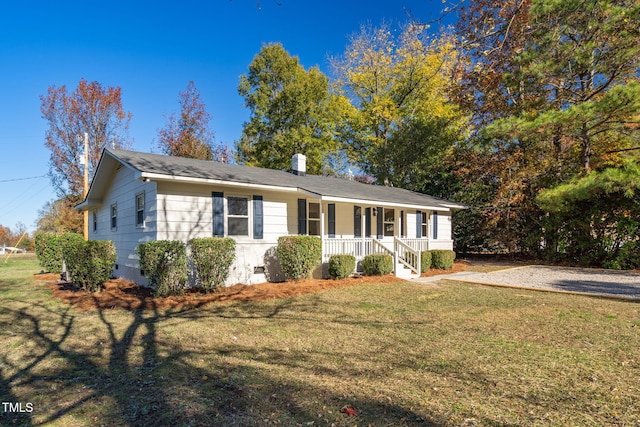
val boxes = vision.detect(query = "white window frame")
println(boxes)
[432,211,439,240]
[92,211,98,232]
[421,211,428,238]
[308,202,321,236]
[135,192,145,228]
[110,203,117,231]
[383,208,395,237]
[227,195,250,237]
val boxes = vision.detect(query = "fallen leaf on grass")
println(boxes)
[340,405,357,416]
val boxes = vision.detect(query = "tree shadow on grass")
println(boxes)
[550,279,640,300]
[0,292,452,427]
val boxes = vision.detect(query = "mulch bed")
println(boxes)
[34,262,467,311]
[35,274,404,311]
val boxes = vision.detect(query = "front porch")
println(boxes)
[321,237,452,278]
[296,196,455,279]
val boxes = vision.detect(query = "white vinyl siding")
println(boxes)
[89,165,157,285]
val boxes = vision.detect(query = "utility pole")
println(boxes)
[83,132,89,241]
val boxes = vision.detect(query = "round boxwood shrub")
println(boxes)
[62,239,116,292]
[137,240,188,296]
[276,236,322,280]
[328,254,356,279]
[362,254,394,276]
[430,250,456,269]
[189,237,236,292]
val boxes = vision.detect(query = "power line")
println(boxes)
[0,175,48,183]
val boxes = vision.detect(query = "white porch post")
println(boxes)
[320,201,325,259]
[361,205,366,257]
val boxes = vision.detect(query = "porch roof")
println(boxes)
[78,148,465,211]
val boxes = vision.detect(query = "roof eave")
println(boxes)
[75,198,103,211]
[319,195,452,211]
[139,172,299,192]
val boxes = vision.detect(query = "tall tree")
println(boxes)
[332,23,467,193]
[452,0,640,255]
[36,197,84,234]
[488,0,640,173]
[157,81,222,161]
[41,79,132,199]
[236,43,345,174]
[450,0,545,253]
[0,225,12,246]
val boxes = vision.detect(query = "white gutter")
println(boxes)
[137,172,299,193]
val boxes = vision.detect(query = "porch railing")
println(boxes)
[397,238,430,252]
[322,237,426,276]
[394,237,421,275]
[322,238,374,262]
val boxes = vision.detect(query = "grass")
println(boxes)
[1,255,640,426]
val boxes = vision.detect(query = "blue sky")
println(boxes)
[0,0,453,233]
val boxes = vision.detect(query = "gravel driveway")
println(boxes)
[442,266,640,300]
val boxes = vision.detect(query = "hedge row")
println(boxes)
[421,250,456,272]
[34,233,116,292]
[137,238,237,296]
[34,232,84,273]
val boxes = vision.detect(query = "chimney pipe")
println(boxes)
[292,153,306,176]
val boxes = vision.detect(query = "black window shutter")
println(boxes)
[376,206,383,239]
[354,206,362,238]
[328,204,336,238]
[433,212,438,239]
[401,210,405,237]
[416,210,422,238]
[365,208,372,237]
[297,199,307,235]
[213,192,224,237]
[253,195,263,239]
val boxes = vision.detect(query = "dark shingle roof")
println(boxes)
[106,148,464,210]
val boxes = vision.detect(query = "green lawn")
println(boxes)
[1,255,639,426]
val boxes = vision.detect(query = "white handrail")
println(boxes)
[372,238,396,274]
[397,238,429,252]
[394,237,421,275]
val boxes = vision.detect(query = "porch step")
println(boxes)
[395,262,420,279]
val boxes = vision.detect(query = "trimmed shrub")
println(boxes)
[420,250,432,273]
[362,254,394,276]
[189,237,236,292]
[34,232,84,273]
[276,236,322,280]
[62,240,116,292]
[430,250,456,269]
[328,254,356,279]
[137,240,188,296]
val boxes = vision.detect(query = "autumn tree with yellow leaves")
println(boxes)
[332,23,468,195]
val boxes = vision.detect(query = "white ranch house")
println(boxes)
[77,149,465,285]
